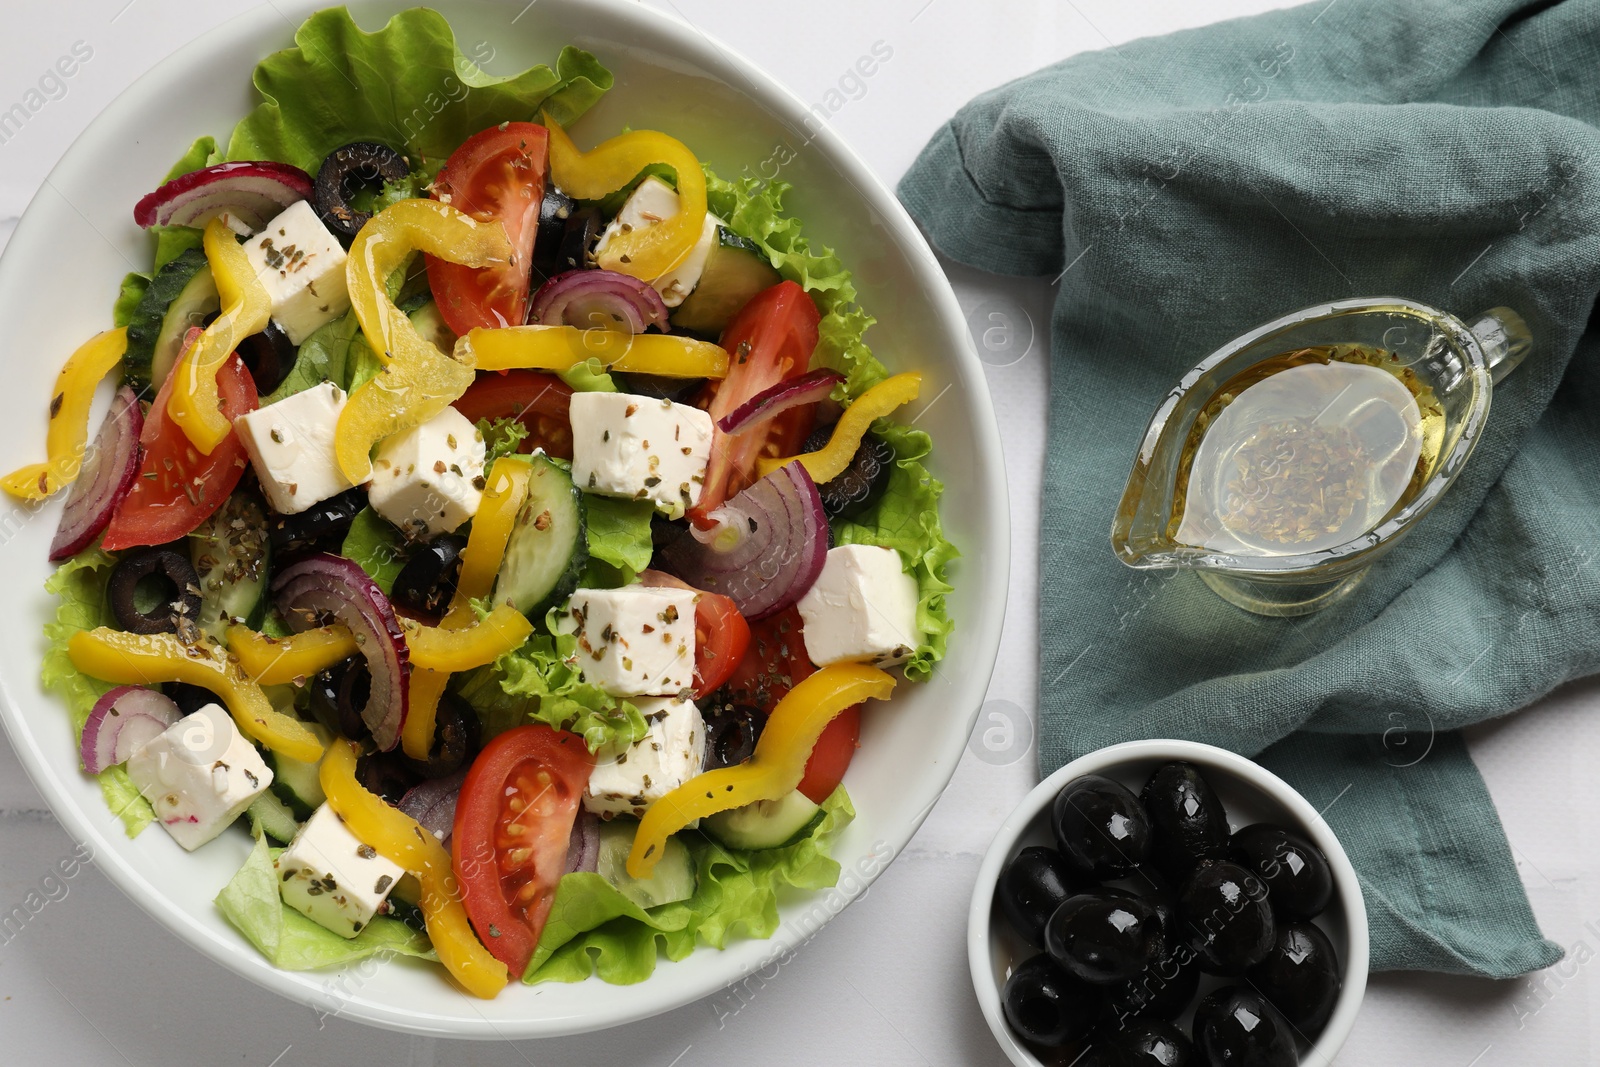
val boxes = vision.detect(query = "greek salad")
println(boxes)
[8,7,955,996]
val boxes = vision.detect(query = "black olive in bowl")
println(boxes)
[1230,822,1334,921]
[997,846,1080,950]
[1192,986,1298,1067]
[1002,953,1103,1049]
[1141,761,1230,881]
[1178,860,1275,976]
[1051,774,1152,879]
[1248,921,1341,1037]
[1044,890,1164,985]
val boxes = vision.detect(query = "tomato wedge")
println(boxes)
[450,369,574,459]
[427,122,548,335]
[692,590,750,700]
[690,281,821,526]
[102,350,256,551]
[452,724,592,978]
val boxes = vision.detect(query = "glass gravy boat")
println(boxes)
[1111,297,1531,616]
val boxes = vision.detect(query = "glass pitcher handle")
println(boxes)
[1469,307,1532,385]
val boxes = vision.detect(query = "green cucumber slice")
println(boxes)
[595,818,696,909]
[265,722,332,821]
[669,227,780,336]
[247,790,301,845]
[493,454,586,618]
[702,791,822,851]
[188,490,271,643]
[124,247,220,390]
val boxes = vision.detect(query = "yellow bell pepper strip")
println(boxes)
[320,739,508,998]
[226,623,359,685]
[335,199,512,484]
[66,628,325,764]
[1,327,128,500]
[168,216,272,455]
[628,663,895,879]
[545,118,707,281]
[457,325,728,379]
[400,457,531,759]
[403,605,532,673]
[758,372,923,482]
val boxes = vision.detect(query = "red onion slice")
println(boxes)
[659,461,828,620]
[716,369,843,436]
[528,269,670,333]
[564,808,600,875]
[399,770,466,841]
[81,685,181,774]
[273,554,410,752]
[133,160,314,231]
[50,385,143,561]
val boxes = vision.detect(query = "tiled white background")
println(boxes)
[0,1,1595,1064]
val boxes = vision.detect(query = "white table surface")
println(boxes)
[0,1,1593,1064]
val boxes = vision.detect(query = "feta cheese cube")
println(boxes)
[563,586,697,697]
[243,200,351,344]
[124,703,273,851]
[368,407,487,538]
[274,804,405,938]
[797,545,922,668]
[569,391,713,518]
[584,694,706,818]
[593,177,722,306]
[233,381,355,514]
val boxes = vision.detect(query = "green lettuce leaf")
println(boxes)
[267,308,359,404]
[580,495,654,588]
[145,136,224,272]
[40,548,154,836]
[112,273,149,328]
[526,788,854,984]
[225,7,612,176]
[216,832,435,970]
[477,417,529,465]
[340,508,406,596]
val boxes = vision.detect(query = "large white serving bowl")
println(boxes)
[0,0,1007,1039]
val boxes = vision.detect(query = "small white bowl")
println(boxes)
[969,740,1368,1066]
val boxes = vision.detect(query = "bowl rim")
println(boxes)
[0,0,1010,1039]
[966,739,1370,1067]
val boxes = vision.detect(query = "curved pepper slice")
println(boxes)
[627,662,895,879]
[336,199,512,484]
[404,605,533,673]
[226,623,358,685]
[1,327,128,500]
[458,325,728,379]
[66,628,324,763]
[545,119,707,281]
[401,457,531,760]
[168,216,273,455]
[758,372,922,482]
[320,739,508,998]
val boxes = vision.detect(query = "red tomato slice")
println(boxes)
[452,724,592,978]
[797,705,860,805]
[689,281,821,526]
[637,571,752,700]
[102,352,257,550]
[426,122,548,334]
[451,369,574,459]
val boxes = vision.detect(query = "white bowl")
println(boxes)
[969,740,1368,1066]
[0,0,1008,1039]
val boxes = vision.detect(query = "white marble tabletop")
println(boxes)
[0,1,1594,1064]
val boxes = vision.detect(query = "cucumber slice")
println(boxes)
[493,454,586,617]
[407,299,455,355]
[595,818,696,909]
[265,722,332,820]
[670,227,780,336]
[124,247,220,390]
[247,790,301,845]
[188,491,271,643]
[702,791,822,851]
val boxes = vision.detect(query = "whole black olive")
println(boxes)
[998,846,1080,948]
[1230,823,1334,921]
[1045,890,1164,985]
[530,186,579,283]
[236,321,298,396]
[356,749,418,804]
[164,681,224,718]
[1248,922,1341,1037]
[1105,942,1201,1024]
[307,658,371,741]
[1193,987,1298,1067]
[313,141,411,240]
[267,487,367,557]
[802,424,896,521]
[1002,953,1103,1049]
[1109,1018,1192,1067]
[402,690,481,779]
[612,372,707,403]
[1141,761,1230,881]
[108,545,203,635]
[1179,861,1275,976]
[389,534,467,618]
[701,700,763,770]
[1051,774,1152,879]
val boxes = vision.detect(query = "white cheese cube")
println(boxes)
[368,407,487,538]
[274,803,405,938]
[233,381,355,514]
[797,545,922,668]
[569,391,713,519]
[594,177,722,306]
[124,703,273,851]
[584,694,706,818]
[563,586,697,697]
[243,200,351,345]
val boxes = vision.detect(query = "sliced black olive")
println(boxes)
[1192,987,1298,1067]
[1002,953,1103,1049]
[611,373,707,403]
[650,513,690,553]
[389,534,467,618]
[308,658,371,741]
[108,545,202,635]
[1107,1017,1193,1067]
[266,486,367,557]
[1045,890,1165,985]
[1051,774,1152,879]
[997,845,1079,949]
[802,424,896,521]
[534,204,602,284]
[356,749,418,804]
[164,681,224,718]
[403,691,481,779]
[1231,823,1334,921]
[1179,860,1275,976]
[236,321,298,396]
[1248,921,1341,1037]
[701,700,763,770]
[313,141,411,240]
[531,186,579,283]
[1141,761,1231,882]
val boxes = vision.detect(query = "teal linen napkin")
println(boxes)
[898,0,1600,977]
